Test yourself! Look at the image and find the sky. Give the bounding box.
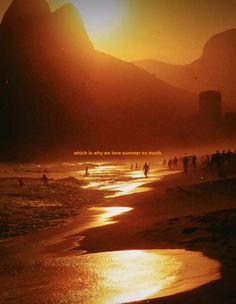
[1,0,236,64]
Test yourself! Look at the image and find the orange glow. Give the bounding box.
[47,0,236,64]
[0,1,236,64]
[81,164,177,198]
[104,182,152,198]
[89,206,133,226]
[7,249,220,303]
[99,207,132,219]
[72,0,125,38]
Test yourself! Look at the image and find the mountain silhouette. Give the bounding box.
[2,0,50,24]
[0,0,196,160]
[135,29,236,112]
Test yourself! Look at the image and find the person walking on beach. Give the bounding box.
[192,155,197,168]
[173,157,178,168]
[143,163,150,178]
[215,150,225,178]
[226,149,232,164]
[183,154,189,173]
[221,150,226,165]
[206,155,210,167]
[85,166,89,176]
[18,179,24,187]
[41,174,48,184]
[215,150,221,167]
[168,159,172,170]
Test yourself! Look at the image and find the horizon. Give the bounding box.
[0,0,236,65]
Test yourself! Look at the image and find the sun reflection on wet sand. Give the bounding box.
[103,181,153,198]
[83,172,160,198]
[2,249,220,304]
[79,163,178,198]
[88,206,133,226]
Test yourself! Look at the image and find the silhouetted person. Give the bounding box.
[18,179,24,187]
[131,164,133,171]
[135,163,138,169]
[226,149,232,164]
[173,157,178,168]
[215,150,221,167]
[210,153,215,167]
[168,159,172,170]
[143,163,150,178]
[42,174,48,184]
[192,155,197,168]
[221,150,226,165]
[162,159,167,166]
[183,155,189,173]
[85,166,89,176]
[206,155,210,167]
[215,150,225,178]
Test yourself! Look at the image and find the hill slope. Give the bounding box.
[0,0,196,160]
[135,29,236,112]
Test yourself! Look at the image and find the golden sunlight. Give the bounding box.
[70,0,125,41]
[89,206,133,226]
[29,249,220,303]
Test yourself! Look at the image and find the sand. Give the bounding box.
[79,171,236,304]
[0,164,236,303]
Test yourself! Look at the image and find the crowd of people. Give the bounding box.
[16,150,236,187]
[164,154,197,173]
[207,150,236,168]
[164,149,236,175]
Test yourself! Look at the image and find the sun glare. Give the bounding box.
[71,0,125,41]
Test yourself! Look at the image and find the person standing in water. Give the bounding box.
[173,157,178,168]
[192,155,197,168]
[18,179,24,187]
[41,174,48,184]
[183,154,189,173]
[143,163,150,178]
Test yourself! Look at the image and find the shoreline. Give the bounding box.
[0,176,105,239]
[1,167,236,303]
[78,172,236,304]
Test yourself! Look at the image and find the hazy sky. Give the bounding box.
[1,0,236,64]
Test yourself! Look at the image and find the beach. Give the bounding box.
[79,169,236,304]
[0,161,236,303]
[1,1,236,303]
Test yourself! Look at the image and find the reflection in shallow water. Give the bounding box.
[78,165,170,198]
[84,179,154,198]
[84,174,157,198]
[79,163,177,198]
[2,249,220,304]
[88,207,133,227]
[103,181,153,198]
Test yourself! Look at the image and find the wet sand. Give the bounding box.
[79,172,236,303]
[0,176,104,238]
[0,165,236,303]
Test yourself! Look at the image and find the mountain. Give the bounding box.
[0,0,197,160]
[135,29,236,112]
